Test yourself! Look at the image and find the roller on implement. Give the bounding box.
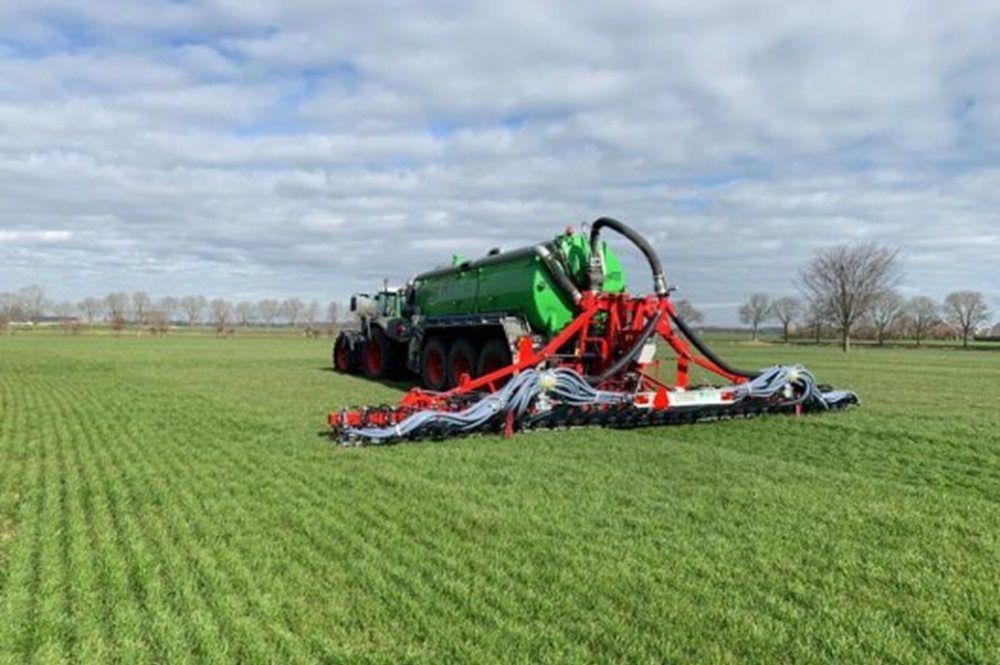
[328,218,857,445]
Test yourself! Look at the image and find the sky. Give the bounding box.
[1,0,999,325]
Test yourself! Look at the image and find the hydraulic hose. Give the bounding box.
[668,310,760,379]
[535,243,583,305]
[586,309,663,386]
[589,217,668,296]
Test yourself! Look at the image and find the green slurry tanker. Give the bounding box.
[334,225,627,390]
[329,218,858,445]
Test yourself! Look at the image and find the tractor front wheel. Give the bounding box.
[333,332,358,373]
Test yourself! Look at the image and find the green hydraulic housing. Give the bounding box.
[411,230,627,337]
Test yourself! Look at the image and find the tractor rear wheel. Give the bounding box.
[476,337,512,384]
[447,337,478,388]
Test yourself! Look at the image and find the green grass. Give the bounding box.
[1,335,999,664]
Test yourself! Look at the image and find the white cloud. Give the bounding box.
[1,0,999,322]
[0,229,73,243]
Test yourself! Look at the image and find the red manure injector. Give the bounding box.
[328,218,857,445]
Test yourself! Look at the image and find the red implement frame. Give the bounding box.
[328,291,747,429]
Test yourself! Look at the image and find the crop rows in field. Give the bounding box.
[1,336,999,664]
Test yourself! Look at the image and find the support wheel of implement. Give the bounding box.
[364,327,396,380]
[476,337,512,385]
[447,337,478,388]
[421,336,449,391]
[333,332,358,373]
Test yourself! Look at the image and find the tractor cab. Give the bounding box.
[348,287,412,346]
[350,288,403,324]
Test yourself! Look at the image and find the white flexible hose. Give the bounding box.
[343,365,857,441]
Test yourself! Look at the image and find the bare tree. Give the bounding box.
[868,290,904,346]
[18,284,48,325]
[281,298,304,327]
[53,301,79,334]
[803,299,831,345]
[770,296,801,344]
[258,299,280,328]
[943,291,990,348]
[157,296,179,324]
[674,299,705,326]
[326,300,340,334]
[78,296,104,327]
[798,243,901,352]
[738,293,771,341]
[210,298,232,335]
[235,301,257,327]
[903,296,938,347]
[132,291,151,333]
[0,292,18,332]
[304,300,320,333]
[180,295,206,327]
[105,291,129,333]
[148,310,171,335]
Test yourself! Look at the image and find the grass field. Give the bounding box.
[1,334,999,664]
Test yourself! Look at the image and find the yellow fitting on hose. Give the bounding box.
[539,370,559,391]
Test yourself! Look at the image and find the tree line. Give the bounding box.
[3,242,993,350]
[1,286,710,336]
[0,287,345,336]
[737,243,994,350]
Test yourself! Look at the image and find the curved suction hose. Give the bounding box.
[587,216,758,380]
[668,310,760,379]
[589,217,668,296]
[586,309,663,385]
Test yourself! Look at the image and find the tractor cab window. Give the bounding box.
[377,292,398,317]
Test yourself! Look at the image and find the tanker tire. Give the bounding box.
[447,337,478,388]
[476,337,512,384]
[421,336,449,391]
[364,327,396,380]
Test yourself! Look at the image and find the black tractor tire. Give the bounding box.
[420,336,449,392]
[447,337,479,388]
[333,332,359,373]
[476,336,512,383]
[363,327,397,380]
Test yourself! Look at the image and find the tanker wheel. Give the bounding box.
[477,337,512,385]
[447,337,478,388]
[421,336,449,391]
[364,328,395,380]
[333,333,355,373]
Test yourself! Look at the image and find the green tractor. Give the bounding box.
[332,288,409,380]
